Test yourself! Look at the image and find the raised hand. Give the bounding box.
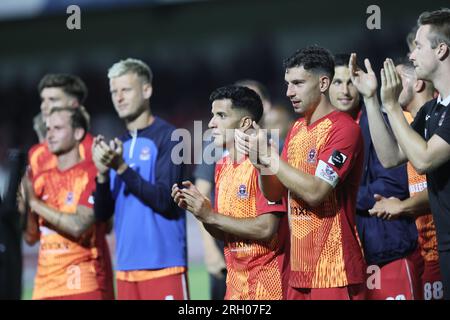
[108,138,126,172]
[380,58,403,111]
[235,121,276,171]
[349,53,378,98]
[93,136,127,173]
[92,135,110,175]
[172,183,188,210]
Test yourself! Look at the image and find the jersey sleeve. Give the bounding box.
[433,107,450,145]
[315,121,363,188]
[78,164,97,209]
[79,133,94,161]
[255,170,287,216]
[213,159,225,212]
[280,121,298,161]
[411,103,428,137]
[32,172,46,199]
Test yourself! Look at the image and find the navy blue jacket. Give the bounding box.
[356,105,418,265]
[94,117,187,271]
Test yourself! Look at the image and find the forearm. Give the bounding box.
[24,211,40,245]
[30,200,93,238]
[386,106,432,173]
[365,96,406,167]
[94,174,115,221]
[205,213,278,241]
[275,160,325,207]
[399,189,430,218]
[119,167,174,214]
[199,221,221,249]
[203,223,226,241]
[258,173,285,202]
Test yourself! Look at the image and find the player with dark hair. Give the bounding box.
[35,74,88,142]
[235,79,272,116]
[172,85,289,300]
[236,46,367,300]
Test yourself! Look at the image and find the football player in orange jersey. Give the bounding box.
[19,107,113,300]
[172,85,290,300]
[236,46,367,300]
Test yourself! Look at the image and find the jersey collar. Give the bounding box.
[437,94,450,107]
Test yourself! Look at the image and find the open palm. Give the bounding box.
[349,53,378,98]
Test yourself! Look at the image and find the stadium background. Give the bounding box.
[0,0,447,299]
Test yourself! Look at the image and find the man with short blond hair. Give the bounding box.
[94,58,188,300]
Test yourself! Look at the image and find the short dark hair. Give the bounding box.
[49,107,89,141]
[283,45,335,79]
[333,53,352,68]
[38,74,88,104]
[209,85,263,123]
[417,8,450,48]
[234,79,271,104]
[394,56,415,70]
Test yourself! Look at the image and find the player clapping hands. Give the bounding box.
[92,135,128,176]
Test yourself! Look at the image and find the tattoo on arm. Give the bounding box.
[31,200,95,238]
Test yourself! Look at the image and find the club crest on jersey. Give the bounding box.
[439,111,447,126]
[307,148,317,164]
[237,184,248,199]
[65,192,74,205]
[140,146,151,161]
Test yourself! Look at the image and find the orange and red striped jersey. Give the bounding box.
[31,160,111,300]
[404,112,438,263]
[282,111,366,289]
[28,133,93,179]
[215,156,290,300]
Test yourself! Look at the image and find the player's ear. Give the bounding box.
[143,83,153,100]
[414,79,425,93]
[70,98,79,108]
[239,116,252,132]
[436,42,449,61]
[74,127,85,142]
[319,75,331,93]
